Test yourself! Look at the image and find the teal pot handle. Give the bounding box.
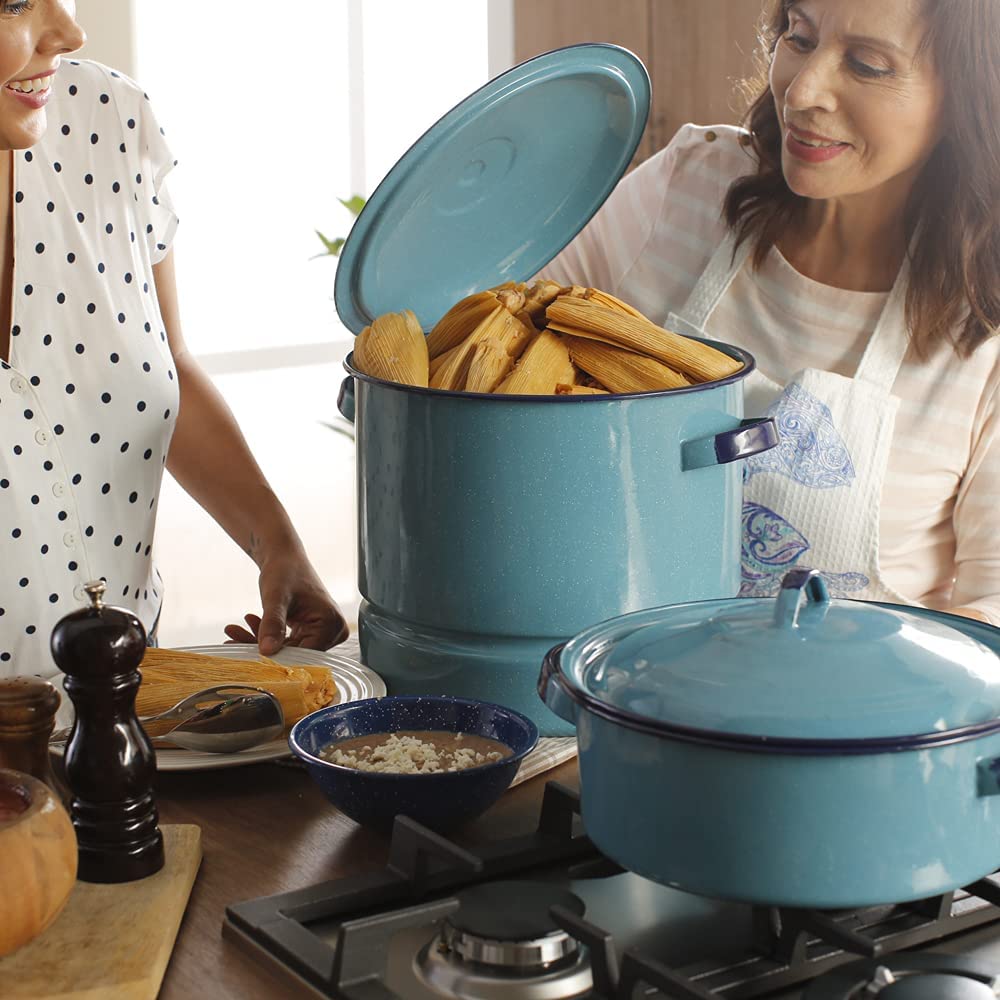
[338,377,356,424]
[977,755,1000,797]
[538,644,578,725]
[682,417,778,471]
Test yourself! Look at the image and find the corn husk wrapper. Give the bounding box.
[566,335,691,393]
[555,383,611,395]
[136,647,338,735]
[494,330,575,395]
[353,310,429,387]
[583,287,649,321]
[431,306,533,391]
[547,296,742,382]
[426,292,498,359]
[429,343,462,380]
[495,287,527,315]
[522,280,565,325]
[427,287,527,359]
[465,338,516,393]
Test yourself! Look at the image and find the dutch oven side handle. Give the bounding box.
[681,416,778,471]
[976,755,1000,798]
[538,643,578,726]
[337,376,356,424]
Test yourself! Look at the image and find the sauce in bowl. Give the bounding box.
[320,729,513,774]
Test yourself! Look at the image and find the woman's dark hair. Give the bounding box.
[724,0,1000,358]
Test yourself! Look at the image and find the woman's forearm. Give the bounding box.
[153,251,304,569]
[164,354,303,568]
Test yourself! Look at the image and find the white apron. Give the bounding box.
[667,233,917,604]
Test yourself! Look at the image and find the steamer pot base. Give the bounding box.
[359,601,575,737]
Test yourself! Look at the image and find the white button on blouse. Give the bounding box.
[0,60,180,677]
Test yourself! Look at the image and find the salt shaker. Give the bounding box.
[50,579,164,883]
[0,675,64,796]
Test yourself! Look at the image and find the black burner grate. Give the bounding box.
[223,782,1000,999]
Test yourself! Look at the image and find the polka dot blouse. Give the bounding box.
[0,60,179,678]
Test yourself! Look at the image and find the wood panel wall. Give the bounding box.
[514,0,767,161]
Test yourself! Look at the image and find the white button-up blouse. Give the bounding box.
[0,59,179,677]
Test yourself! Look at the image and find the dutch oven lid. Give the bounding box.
[333,44,650,335]
[557,569,1000,743]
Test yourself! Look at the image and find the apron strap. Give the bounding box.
[675,231,752,330]
[852,257,911,392]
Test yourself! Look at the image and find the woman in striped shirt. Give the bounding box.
[545,0,1000,623]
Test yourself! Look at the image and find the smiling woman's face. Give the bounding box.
[770,0,944,207]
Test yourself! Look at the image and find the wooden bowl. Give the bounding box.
[0,768,78,956]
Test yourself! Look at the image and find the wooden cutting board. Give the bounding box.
[0,824,202,999]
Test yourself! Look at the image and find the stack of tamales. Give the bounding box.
[136,648,338,738]
[351,281,743,395]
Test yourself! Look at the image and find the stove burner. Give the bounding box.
[804,952,1000,1000]
[414,880,593,999]
[878,973,997,998]
[443,881,585,970]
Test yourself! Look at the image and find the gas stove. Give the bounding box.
[223,783,1000,999]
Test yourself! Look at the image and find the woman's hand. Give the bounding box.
[224,554,350,654]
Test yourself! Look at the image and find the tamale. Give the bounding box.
[494,330,575,395]
[465,338,516,393]
[522,279,565,325]
[137,647,338,730]
[426,291,499,359]
[566,335,691,393]
[583,287,649,321]
[495,287,527,315]
[353,310,429,387]
[547,296,742,382]
[430,305,507,391]
[430,343,463,380]
[431,306,533,392]
[555,383,611,395]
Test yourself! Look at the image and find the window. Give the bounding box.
[132,1,505,366]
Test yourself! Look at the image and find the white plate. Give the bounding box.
[50,644,386,772]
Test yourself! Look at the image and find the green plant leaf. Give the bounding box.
[314,229,346,257]
[339,195,367,217]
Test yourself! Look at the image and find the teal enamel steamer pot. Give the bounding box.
[335,45,777,736]
[539,569,1000,908]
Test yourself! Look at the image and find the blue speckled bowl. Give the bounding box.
[288,695,539,832]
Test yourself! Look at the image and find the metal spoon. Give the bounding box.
[138,685,272,725]
[51,685,284,752]
[149,690,285,753]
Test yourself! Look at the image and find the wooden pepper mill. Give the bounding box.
[50,579,164,883]
[0,675,65,797]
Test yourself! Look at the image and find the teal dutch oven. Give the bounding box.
[539,568,1000,908]
[335,45,778,736]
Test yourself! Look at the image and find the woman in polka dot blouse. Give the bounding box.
[0,2,349,677]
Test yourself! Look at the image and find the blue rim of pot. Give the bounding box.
[539,643,1000,756]
[342,336,757,403]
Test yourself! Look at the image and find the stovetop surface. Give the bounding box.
[223,782,1000,999]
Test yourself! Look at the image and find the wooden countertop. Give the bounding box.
[154,758,581,999]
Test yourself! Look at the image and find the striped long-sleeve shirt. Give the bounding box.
[543,123,1000,623]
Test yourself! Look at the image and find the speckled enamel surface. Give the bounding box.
[288,695,538,833]
[575,709,1000,908]
[345,358,752,736]
[547,610,1000,908]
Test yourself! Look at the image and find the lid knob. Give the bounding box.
[773,569,830,630]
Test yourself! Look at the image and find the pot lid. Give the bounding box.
[558,569,1000,742]
[334,44,650,335]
